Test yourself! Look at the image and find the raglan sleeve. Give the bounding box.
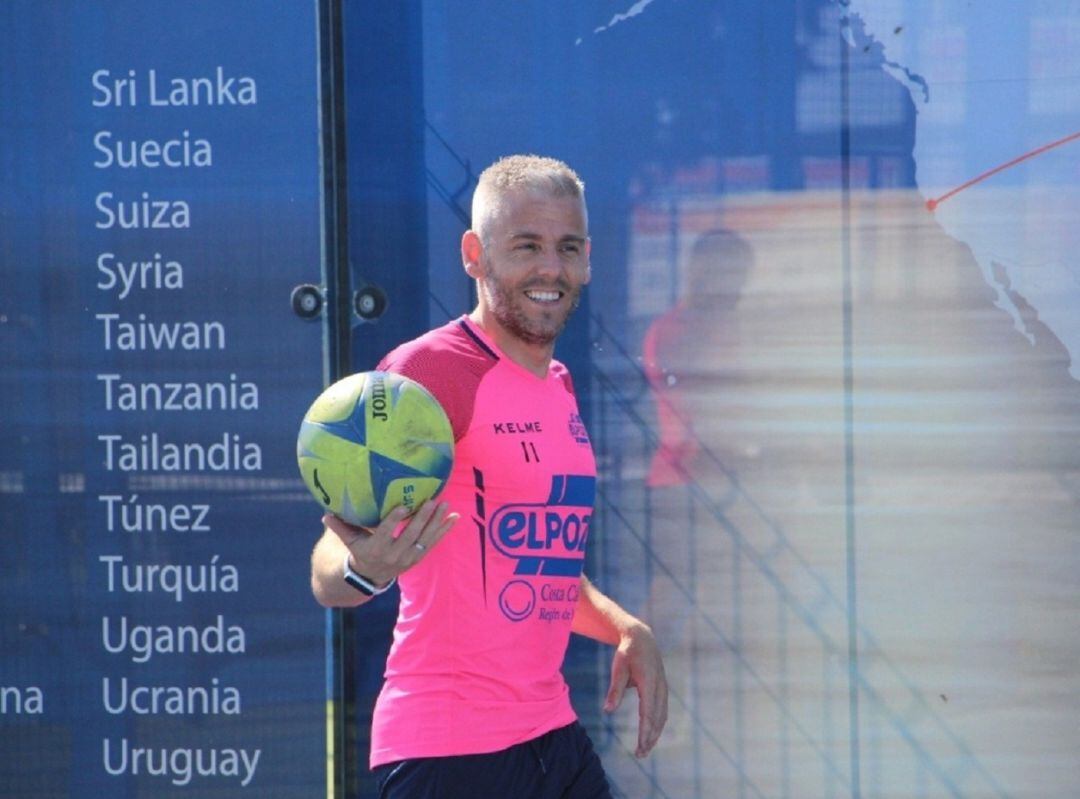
[378,346,477,443]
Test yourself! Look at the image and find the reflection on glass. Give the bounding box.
[421,2,1080,796]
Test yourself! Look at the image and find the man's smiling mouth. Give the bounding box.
[525,290,562,303]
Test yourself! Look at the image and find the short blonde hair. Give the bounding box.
[471,155,586,243]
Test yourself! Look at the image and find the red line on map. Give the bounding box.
[925,129,1080,211]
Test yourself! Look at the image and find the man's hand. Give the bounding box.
[603,621,668,758]
[324,499,459,586]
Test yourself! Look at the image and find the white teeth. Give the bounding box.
[526,290,560,302]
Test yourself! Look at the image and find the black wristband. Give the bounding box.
[342,553,396,597]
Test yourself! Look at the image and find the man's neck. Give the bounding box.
[468,309,553,379]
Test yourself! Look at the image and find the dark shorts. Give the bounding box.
[372,721,613,799]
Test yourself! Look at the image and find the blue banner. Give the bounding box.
[1,2,327,795]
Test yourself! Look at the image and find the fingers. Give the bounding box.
[394,500,459,555]
[373,506,412,539]
[324,498,454,549]
[322,513,375,546]
[635,670,668,758]
[326,499,459,586]
[603,627,669,759]
[603,654,629,714]
[603,653,661,757]
[384,500,459,582]
[396,499,442,546]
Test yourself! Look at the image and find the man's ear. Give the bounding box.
[462,230,484,279]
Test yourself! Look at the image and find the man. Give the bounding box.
[310,154,667,798]
[643,228,752,488]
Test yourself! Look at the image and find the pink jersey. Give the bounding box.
[369,317,597,767]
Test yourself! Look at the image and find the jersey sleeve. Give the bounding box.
[378,324,496,442]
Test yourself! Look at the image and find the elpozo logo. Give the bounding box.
[489,475,595,621]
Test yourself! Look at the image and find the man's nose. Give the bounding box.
[535,246,563,278]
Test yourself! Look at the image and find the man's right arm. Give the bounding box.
[310,526,370,607]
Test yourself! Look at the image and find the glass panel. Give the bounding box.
[419,2,1080,797]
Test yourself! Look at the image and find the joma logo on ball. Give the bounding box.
[370,375,388,421]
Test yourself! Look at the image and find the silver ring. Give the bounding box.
[413,542,426,552]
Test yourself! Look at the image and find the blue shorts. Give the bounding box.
[372,721,612,799]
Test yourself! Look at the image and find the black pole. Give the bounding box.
[317,0,356,796]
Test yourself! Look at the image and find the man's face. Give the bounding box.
[475,189,591,348]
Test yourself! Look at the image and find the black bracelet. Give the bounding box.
[342,553,396,596]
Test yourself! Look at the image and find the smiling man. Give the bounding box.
[310,155,667,799]
[465,159,590,368]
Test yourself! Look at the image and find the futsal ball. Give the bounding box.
[297,371,454,527]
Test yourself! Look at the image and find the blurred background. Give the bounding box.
[3,1,1078,797]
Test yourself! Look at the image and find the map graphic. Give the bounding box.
[847,1,1080,377]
